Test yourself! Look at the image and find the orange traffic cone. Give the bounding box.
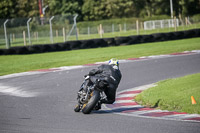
[191,96,197,104]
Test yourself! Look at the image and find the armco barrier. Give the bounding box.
[0,28,199,55]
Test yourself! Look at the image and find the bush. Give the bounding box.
[191,14,200,23]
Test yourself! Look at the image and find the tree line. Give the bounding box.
[0,0,200,21]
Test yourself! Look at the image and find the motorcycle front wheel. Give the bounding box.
[82,90,100,114]
[74,104,81,112]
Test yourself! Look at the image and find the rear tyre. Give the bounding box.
[82,90,100,114]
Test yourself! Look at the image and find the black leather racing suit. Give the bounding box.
[88,64,122,104]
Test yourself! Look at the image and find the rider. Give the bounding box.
[87,58,122,110]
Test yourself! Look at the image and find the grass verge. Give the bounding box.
[0,37,200,76]
[135,73,200,114]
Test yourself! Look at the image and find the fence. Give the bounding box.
[144,19,179,30]
[0,15,78,49]
[0,15,199,49]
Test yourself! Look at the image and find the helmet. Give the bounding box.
[108,58,119,66]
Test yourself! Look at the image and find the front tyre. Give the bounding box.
[74,104,81,112]
[82,90,100,114]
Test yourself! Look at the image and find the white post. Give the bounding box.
[49,16,54,43]
[56,30,58,38]
[13,34,15,42]
[124,23,126,32]
[34,32,36,40]
[153,21,155,29]
[27,18,32,45]
[136,20,139,35]
[170,0,173,19]
[4,19,9,49]
[119,24,122,32]
[88,27,90,36]
[23,31,26,46]
[177,19,179,27]
[144,22,147,30]
[112,24,114,34]
[36,32,39,41]
[168,20,171,27]
[66,14,79,41]
[174,17,177,31]
[73,14,78,40]
[99,24,103,38]
[63,27,66,42]
[161,20,163,29]
[136,20,140,35]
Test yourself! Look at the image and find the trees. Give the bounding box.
[0,0,199,21]
[0,0,38,18]
[178,0,200,16]
[15,0,38,18]
[0,0,16,18]
[47,0,83,20]
[82,0,135,20]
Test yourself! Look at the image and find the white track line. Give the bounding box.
[0,83,39,97]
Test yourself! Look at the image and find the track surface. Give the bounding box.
[0,53,200,133]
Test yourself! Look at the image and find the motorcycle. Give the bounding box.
[74,76,107,114]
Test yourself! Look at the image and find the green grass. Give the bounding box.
[135,73,200,114]
[0,37,200,76]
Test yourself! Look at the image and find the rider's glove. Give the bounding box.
[84,74,88,78]
[84,75,90,80]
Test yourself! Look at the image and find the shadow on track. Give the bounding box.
[92,106,153,114]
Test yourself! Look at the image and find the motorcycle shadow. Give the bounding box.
[92,106,147,114]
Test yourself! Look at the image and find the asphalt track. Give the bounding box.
[0,52,200,133]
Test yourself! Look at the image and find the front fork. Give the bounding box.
[77,84,95,104]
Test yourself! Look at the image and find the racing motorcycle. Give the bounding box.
[74,76,107,114]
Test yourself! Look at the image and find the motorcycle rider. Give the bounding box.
[86,58,122,110]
